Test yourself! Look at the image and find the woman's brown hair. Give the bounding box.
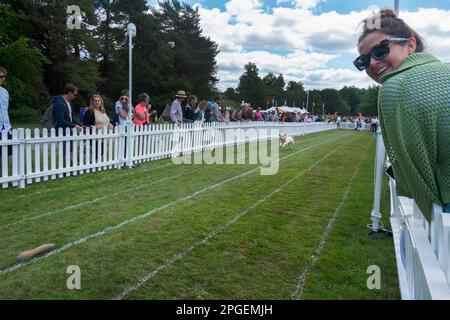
[358,9,424,52]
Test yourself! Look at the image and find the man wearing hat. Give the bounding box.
[170,90,187,124]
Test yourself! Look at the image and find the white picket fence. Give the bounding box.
[389,176,450,299]
[0,122,336,189]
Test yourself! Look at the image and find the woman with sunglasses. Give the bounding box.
[355,9,450,219]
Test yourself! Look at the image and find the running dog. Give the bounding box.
[279,133,295,148]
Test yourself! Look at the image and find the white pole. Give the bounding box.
[371,125,386,232]
[127,23,136,169]
[369,2,399,235]
[394,0,400,15]
[306,90,310,113]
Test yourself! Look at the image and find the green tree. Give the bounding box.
[307,90,324,114]
[285,81,306,108]
[320,88,350,115]
[5,0,101,109]
[151,0,219,100]
[263,72,285,106]
[224,87,237,101]
[236,62,266,107]
[358,85,380,116]
[0,4,49,120]
[340,86,365,115]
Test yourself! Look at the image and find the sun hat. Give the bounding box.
[175,90,187,98]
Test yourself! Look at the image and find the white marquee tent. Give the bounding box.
[261,106,308,114]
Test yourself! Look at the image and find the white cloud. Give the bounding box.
[194,2,450,91]
[293,0,323,10]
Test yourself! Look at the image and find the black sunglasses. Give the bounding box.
[353,38,409,71]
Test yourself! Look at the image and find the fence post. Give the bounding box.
[1,130,9,188]
[12,129,19,187]
[127,122,133,168]
[18,128,25,189]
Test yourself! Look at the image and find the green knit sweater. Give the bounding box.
[379,52,450,222]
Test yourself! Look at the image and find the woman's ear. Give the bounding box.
[408,38,417,53]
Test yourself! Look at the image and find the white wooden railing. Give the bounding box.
[0,122,336,189]
[389,177,450,299]
[342,122,450,299]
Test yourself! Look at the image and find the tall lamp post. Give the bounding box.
[126,23,136,168]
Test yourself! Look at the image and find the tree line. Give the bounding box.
[1,0,378,123]
[0,0,219,121]
[225,62,380,116]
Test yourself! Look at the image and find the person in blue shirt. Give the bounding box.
[0,67,12,157]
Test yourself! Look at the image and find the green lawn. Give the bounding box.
[0,129,400,299]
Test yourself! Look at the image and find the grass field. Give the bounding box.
[0,129,400,300]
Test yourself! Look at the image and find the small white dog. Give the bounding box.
[279,133,295,148]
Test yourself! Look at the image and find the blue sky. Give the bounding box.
[147,0,450,91]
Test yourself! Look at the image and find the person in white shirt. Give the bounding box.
[370,116,379,132]
[0,67,11,132]
[0,67,12,157]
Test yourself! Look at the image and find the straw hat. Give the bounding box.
[175,90,187,98]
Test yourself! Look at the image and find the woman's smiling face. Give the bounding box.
[358,31,416,83]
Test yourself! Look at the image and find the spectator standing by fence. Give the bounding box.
[170,90,187,125]
[218,105,230,123]
[254,107,263,121]
[133,93,151,126]
[82,95,113,130]
[184,95,196,123]
[115,89,130,126]
[194,100,206,124]
[231,106,242,122]
[355,9,450,216]
[52,84,82,133]
[0,67,12,157]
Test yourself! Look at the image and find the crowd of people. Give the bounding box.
[1,76,381,138]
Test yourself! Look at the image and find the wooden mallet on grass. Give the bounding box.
[17,243,55,261]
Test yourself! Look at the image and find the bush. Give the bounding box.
[9,106,41,122]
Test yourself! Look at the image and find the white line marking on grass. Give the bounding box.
[291,140,373,300]
[0,133,351,276]
[5,162,174,201]
[0,132,347,230]
[112,136,361,299]
[0,167,202,230]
